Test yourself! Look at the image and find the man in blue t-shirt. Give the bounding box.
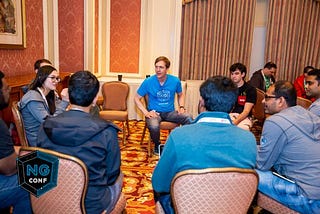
[134,56,192,154]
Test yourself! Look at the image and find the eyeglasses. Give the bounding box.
[48,76,61,82]
[264,94,277,99]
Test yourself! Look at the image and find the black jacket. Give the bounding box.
[249,69,275,92]
[37,110,121,214]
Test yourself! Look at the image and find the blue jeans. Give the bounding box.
[146,111,192,148]
[154,192,174,214]
[0,174,32,214]
[256,170,320,214]
[105,172,123,213]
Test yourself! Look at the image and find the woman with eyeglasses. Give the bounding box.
[19,65,69,146]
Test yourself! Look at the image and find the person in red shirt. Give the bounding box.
[294,65,314,100]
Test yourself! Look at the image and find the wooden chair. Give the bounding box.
[257,192,299,214]
[141,121,179,157]
[168,167,258,213]
[297,96,312,109]
[99,81,130,145]
[19,147,89,214]
[252,88,265,123]
[140,95,179,157]
[20,147,126,214]
[11,101,28,146]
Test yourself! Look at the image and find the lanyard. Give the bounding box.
[37,87,49,108]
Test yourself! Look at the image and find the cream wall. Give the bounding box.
[250,0,268,77]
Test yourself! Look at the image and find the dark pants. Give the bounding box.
[146,111,192,148]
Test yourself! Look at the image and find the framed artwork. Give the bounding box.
[0,0,26,49]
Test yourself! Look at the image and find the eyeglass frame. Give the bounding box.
[47,76,61,82]
[264,94,278,99]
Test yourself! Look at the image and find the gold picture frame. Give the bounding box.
[0,0,26,49]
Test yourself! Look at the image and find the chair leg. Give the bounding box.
[141,122,147,144]
[148,133,151,157]
[126,120,130,136]
[122,122,126,145]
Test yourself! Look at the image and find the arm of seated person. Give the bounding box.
[232,102,254,125]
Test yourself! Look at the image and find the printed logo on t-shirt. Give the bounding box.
[157,89,171,105]
[238,95,246,106]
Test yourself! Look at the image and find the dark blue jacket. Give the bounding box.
[37,110,121,214]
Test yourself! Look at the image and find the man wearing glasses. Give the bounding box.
[256,80,320,213]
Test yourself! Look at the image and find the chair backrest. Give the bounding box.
[11,101,29,146]
[102,81,129,111]
[19,147,89,214]
[296,96,312,109]
[171,167,258,214]
[252,88,265,122]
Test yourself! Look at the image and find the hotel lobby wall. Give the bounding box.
[0,0,44,77]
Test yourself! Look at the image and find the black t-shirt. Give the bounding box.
[0,119,14,159]
[232,82,257,114]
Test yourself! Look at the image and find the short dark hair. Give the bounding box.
[303,65,314,74]
[200,76,238,112]
[154,56,170,68]
[229,63,247,78]
[273,80,296,107]
[307,68,320,85]
[68,71,100,107]
[264,62,277,69]
[34,59,52,71]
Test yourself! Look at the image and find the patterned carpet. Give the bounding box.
[118,120,169,214]
[117,120,263,214]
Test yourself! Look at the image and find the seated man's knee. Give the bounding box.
[147,118,160,130]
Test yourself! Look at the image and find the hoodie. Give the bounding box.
[257,105,320,199]
[19,89,69,146]
[37,110,121,214]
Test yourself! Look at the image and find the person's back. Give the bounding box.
[37,71,121,214]
[152,76,257,213]
[153,112,257,192]
[37,110,121,213]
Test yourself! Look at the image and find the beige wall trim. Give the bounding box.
[42,0,59,68]
[84,0,95,72]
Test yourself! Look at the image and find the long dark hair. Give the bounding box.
[29,65,57,114]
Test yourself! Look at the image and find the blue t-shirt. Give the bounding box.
[137,74,182,112]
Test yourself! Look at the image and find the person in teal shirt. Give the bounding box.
[152,76,257,213]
